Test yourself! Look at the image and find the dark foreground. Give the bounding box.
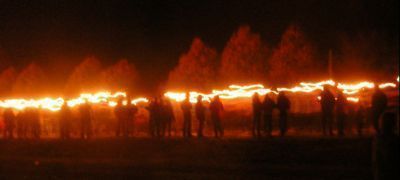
[0,137,372,179]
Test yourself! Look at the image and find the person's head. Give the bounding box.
[185,92,190,101]
[62,100,69,107]
[214,95,220,101]
[197,95,203,102]
[374,83,380,91]
[323,85,329,91]
[253,92,259,98]
[337,91,343,96]
[126,95,132,104]
[381,112,397,136]
[117,97,123,105]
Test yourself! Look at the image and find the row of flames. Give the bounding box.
[0,78,398,112]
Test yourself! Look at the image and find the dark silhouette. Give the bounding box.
[263,94,276,136]
[371,86,388,134]
[181,93,192,137]
[16,110,27,139]
[210,95,224,138]
[195,95,206,138]
[126,98,138,137]
[3,108,16,139]
[157,97,166,137]
[114,98,126,137]
[59,103,72,139]
[79,101,92,139]
[252,93,263,137]
[163,98,175,137]
[320,85,335,136]
[277,92,290,136]
[355,104,366,136]
[336,92,347,136]
[146,97,158,137]
[29,108,41,139]
[373,112,399,180]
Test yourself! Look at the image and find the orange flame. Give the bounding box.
[0,79,397,111]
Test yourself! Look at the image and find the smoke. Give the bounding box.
[65,56,102,95]
[219,26,268,85]
[0,67,17,97]
[167,38,218,91]
[12,63,47,97]
[268,24,317,85]
[101,59,138,93]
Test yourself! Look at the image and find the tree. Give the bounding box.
[101,59,138,92]
[337,32,398,81]
[12,63,47,97]
[0,67,17,97]
[168,37,218,90]
[65,56,102,94]
[269,25,316,85]
[220,25,268,84]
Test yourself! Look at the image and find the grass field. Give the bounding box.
[0,137,373,179]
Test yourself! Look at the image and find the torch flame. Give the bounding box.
[0,79,397,111]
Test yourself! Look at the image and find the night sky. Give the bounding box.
[0,0,398,91]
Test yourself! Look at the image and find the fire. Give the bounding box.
[337,82,374,94]
[0,79,397,111]
[0,98,64,111]
[0,91,146,111]
[277,80,335,93]
[378,83,396,89]
[164,84,274,103]
[165,80,396,103]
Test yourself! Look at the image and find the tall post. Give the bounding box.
[328,49,333,79]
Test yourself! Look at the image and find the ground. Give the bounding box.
[0,137,372,179]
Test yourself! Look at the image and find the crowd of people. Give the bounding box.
[250,85,390,138]
[0,85,396,140]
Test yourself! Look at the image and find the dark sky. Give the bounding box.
[0,0,398,91]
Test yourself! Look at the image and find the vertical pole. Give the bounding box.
[328,49,333,79]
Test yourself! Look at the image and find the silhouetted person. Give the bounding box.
[181,93,192,137]
[59,102,72,139]
[3,108,16,139]
[355,104,366,137]
[371,86,388,134]
[114,98,126,137]
[263,94,276,136]
[320,85,335,136]
[277,92,290,136]
[373,112,399,180]
[210,95,224,138]
[252,93,263,137]
[126,98,138,137]
[16,110,27,139]
[79,101,92,139]
[29,108,41,139]
[146,97,158,137]
[195,95,206,138]
[157,97,166,137]
[336,92,347,136]
[163,98,175,137]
